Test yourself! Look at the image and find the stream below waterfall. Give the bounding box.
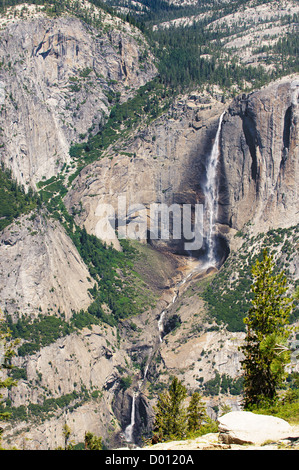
[122,259,216,445]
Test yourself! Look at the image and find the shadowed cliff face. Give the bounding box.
[218,79,299,235]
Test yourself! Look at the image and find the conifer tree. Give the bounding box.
[240,249,293,408]
[0,310,18,448]
[186,392,207,434]
[152,377,187,442]
[84,431,102,450]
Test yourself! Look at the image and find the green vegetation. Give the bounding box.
[84,431,103,450]
[5,313,98,357]
[0,164,40,230]
[0,311,19,447]
[107,0,299,93]
[0,0,298,446]
[68,79,173,179]
[241,249,293,408]
[71,228,143,326]
[0,313,18,414]
[152,376,217,443]
[201,225,299,332]
[34,166,157,330]
[201,372,244,397]
[249,373,299,425]
[119,375,132,391]
[0,0,124,26]
[186,391,208,435]
[148,22,273,93]
[57,426,103,450]
[0,389,88,423]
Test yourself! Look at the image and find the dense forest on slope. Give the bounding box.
[202,225,299,331]
[106,0,299,91]
[0,164,40,230]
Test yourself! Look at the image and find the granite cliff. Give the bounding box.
[0,4,156,188]
[218,79,299,235]
[65,77,299,258]
[1,77,297,449]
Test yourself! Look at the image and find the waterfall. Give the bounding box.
[124,393,136,443]
[204,112,225,266]
[121,114,226,446]
[143,363,149,379]
[158,310,166,342]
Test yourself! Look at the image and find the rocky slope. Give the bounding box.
[2,322,128,449]
[1,76,298,450]
[65,77,299,257]
[0,211,93,320]
[64,91,227,255]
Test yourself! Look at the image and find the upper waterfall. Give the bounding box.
[204,112,225,266]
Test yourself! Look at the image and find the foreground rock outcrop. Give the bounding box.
[218,411,297,445]
[140,411,299,451]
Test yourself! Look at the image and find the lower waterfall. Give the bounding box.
[124,393,136,443]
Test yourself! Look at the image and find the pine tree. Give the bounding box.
[152,377,187,442]
[240,249,293,408]
[0,310,18,448]
[84,431,102,450]
[186,392,207,434]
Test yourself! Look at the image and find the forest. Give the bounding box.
[0,164,40,231]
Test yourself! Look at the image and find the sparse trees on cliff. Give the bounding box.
[0,310,18,448]
[240,249,293,409]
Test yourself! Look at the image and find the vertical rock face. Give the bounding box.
[218,79,299,234]
[2,323,128,449]
[0,6,297,447]
[0,11,156,187]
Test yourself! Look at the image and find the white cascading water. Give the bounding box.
[204,112,225,266]
[158,310,166,342]
[124,392,136,442]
